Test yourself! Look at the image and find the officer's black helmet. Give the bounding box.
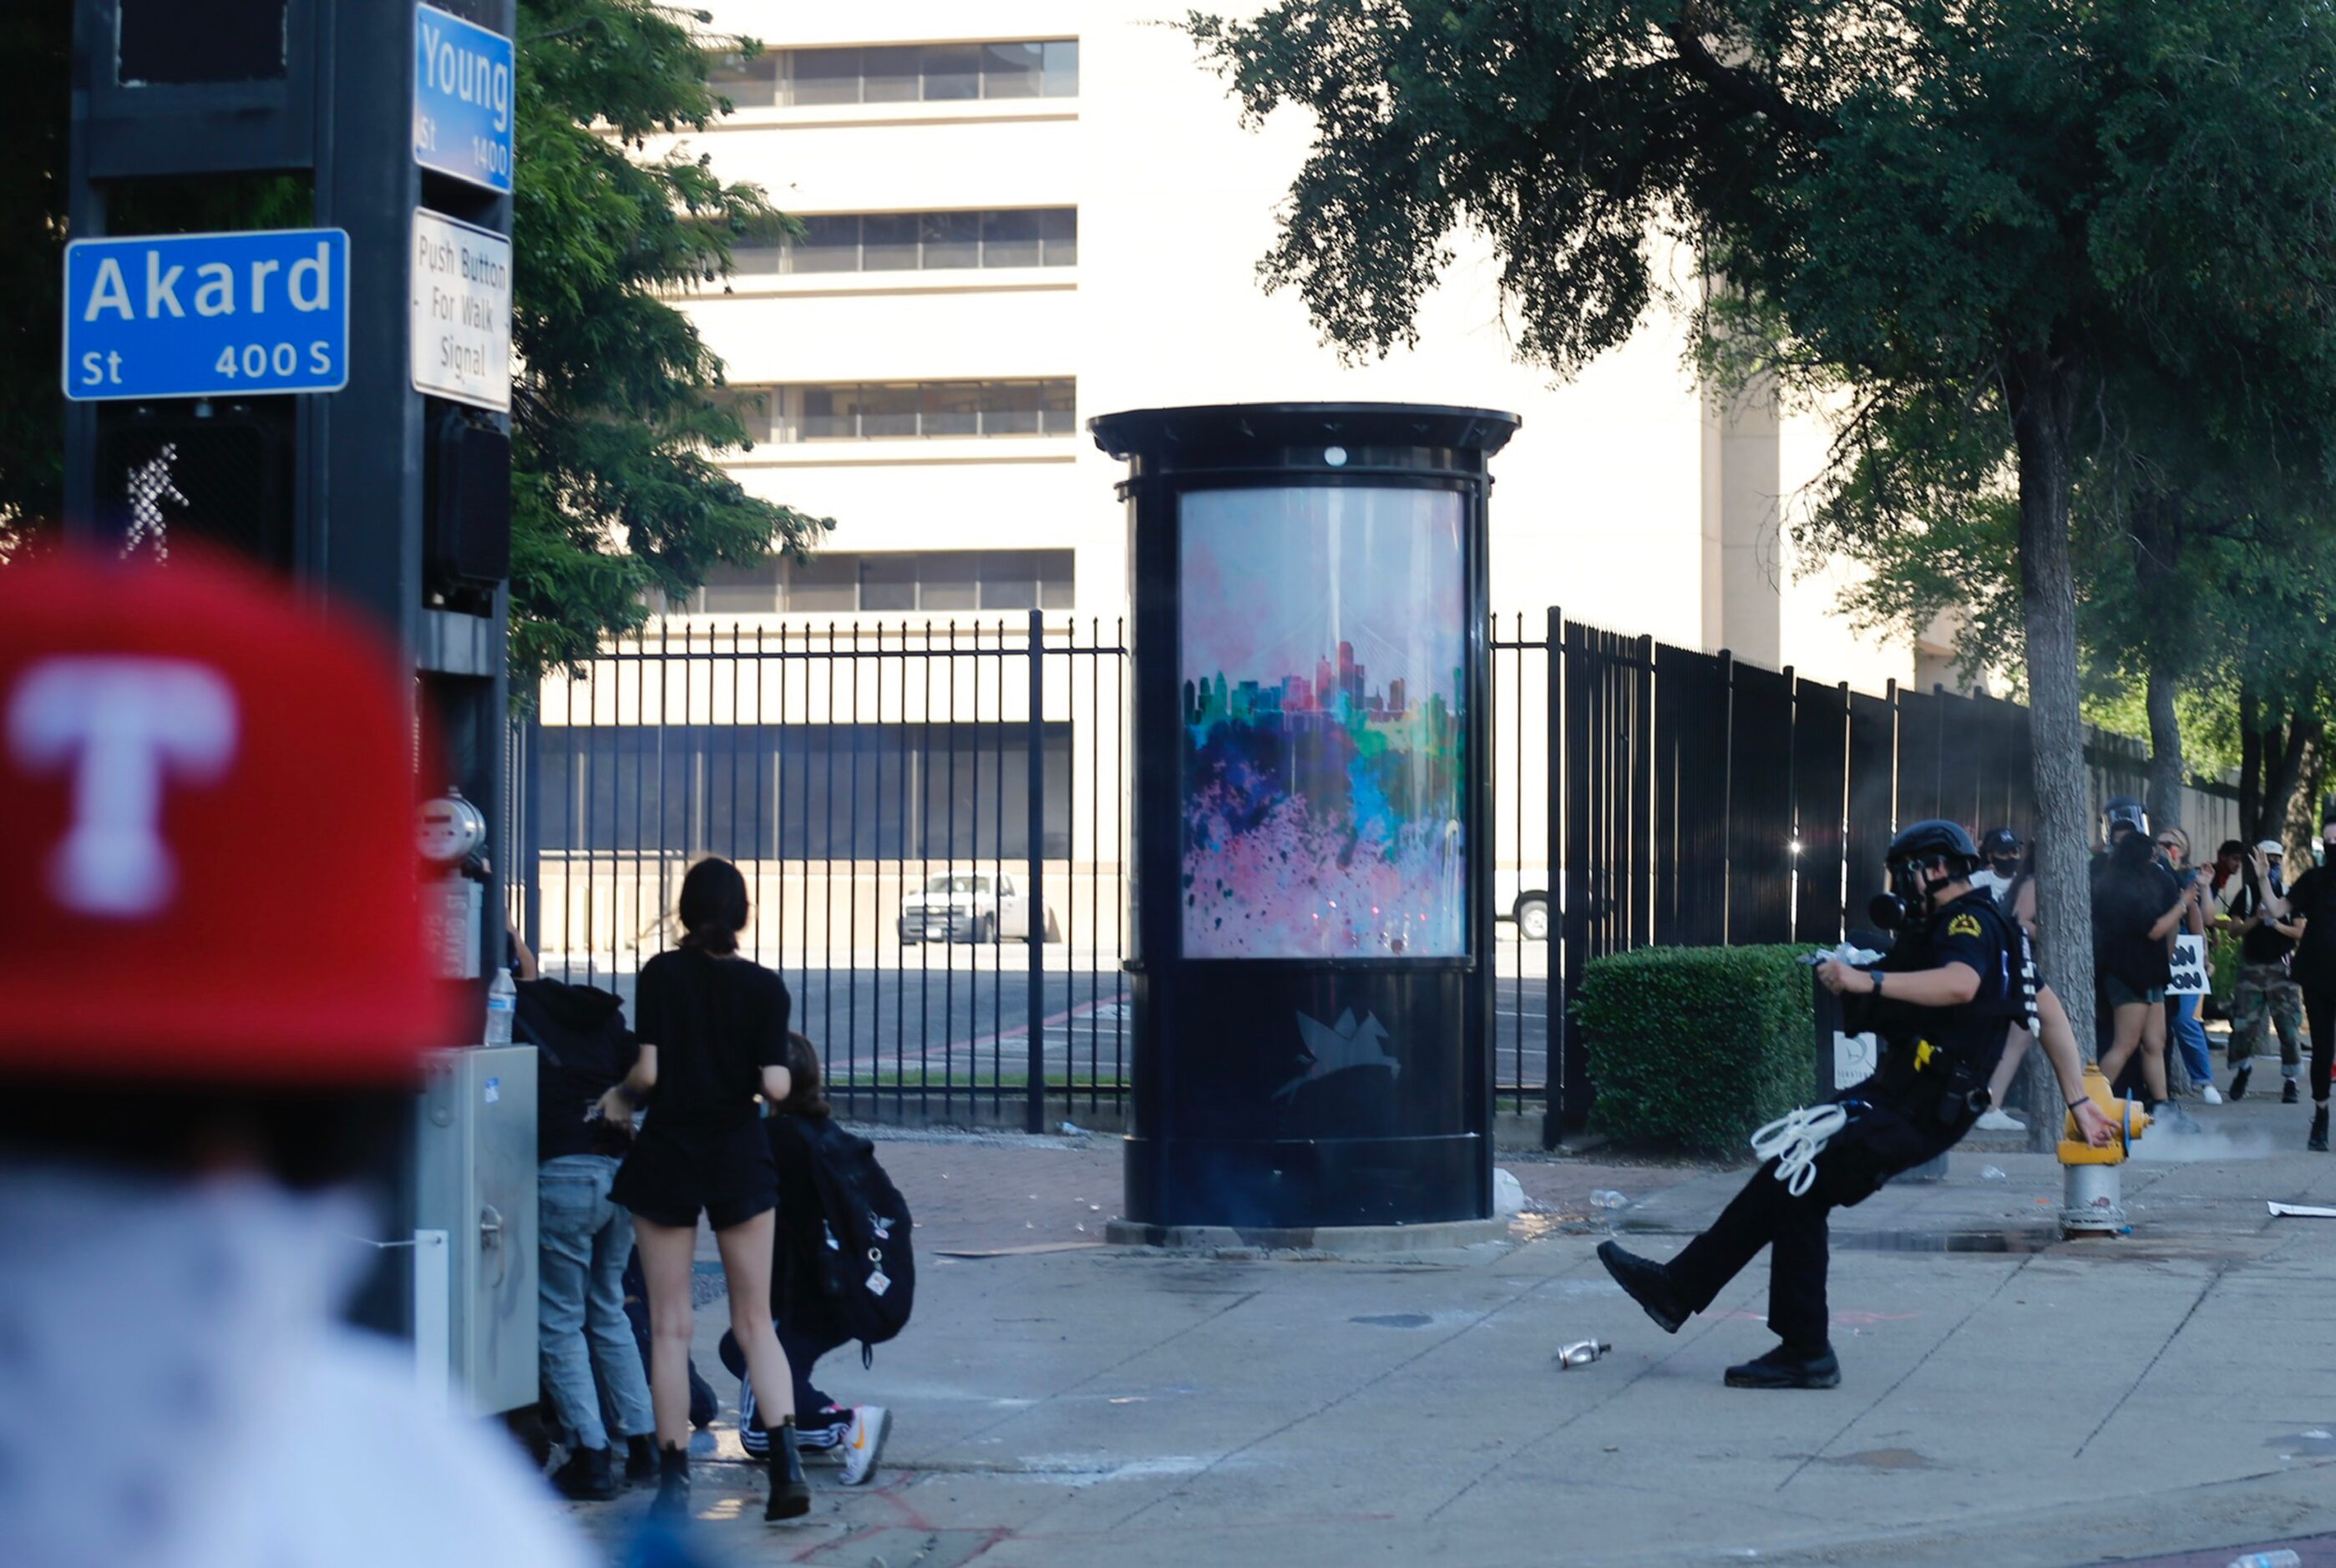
[1886,818,1982,873]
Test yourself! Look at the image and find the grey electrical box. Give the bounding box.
[416,1045,538,1414]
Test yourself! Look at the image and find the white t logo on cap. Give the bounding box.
[8,655,238,918]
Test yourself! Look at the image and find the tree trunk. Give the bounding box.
[2145,657,2185,834]
[2009,349,2095,1151]
[2239,685,2263,839]
[2261,711,2323,845]
[2131,492,2186,832]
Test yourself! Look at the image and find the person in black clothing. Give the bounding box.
[2091,798,2192,1118]
[720,1033,894,1486]
[1598,822,2115,1389]
[2279,821,2336,1151]
[597,857,812,1522]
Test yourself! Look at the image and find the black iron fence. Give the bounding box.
[510,609,2233,1138]
[1507,614,2238,1141]
[508,613,1127,1131]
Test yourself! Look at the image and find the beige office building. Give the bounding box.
[660,3,1912,689]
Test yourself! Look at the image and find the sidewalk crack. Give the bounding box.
[2070,1261,2229,1459]
[1421,1269,1772,1522]
[1776,1252,2038,1492]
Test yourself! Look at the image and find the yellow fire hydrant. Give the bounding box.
[2059,1061,2152,1235]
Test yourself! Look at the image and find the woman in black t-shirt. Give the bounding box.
[2093,822,2191,1114]
[2281,822,2336,1150]
[598,857,812,1521]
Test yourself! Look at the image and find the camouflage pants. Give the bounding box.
[2229,963,2304,1070]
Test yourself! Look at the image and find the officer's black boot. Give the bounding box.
[1597,1241,1689,1333]
[625,1433,657,1486]
[1725,1341,1842,1389]
[649,1444,690,1520]
[767,1418,812,1521]
[2311,1102,2329,1152]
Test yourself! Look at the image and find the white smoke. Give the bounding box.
[2128,1127,2282,1163]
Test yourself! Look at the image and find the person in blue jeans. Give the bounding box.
[2156,827,2222,1102]
[517,935,658,1500]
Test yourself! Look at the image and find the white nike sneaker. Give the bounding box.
[1973,1109,2024,1131]
[2200,1084,2224,1105]
[839,1405,892,1487]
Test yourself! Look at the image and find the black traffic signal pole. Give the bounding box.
[65,0,515,1339]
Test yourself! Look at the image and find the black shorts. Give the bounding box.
[611,1117,777,1232]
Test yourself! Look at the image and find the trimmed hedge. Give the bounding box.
[1578,943,1817,1156]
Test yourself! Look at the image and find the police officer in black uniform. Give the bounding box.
[1597,821,2116,1388]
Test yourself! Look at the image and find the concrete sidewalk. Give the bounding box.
[580,1088,2336,1568]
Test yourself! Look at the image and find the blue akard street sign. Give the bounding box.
[62,229,351,402]
[413,3,515,194]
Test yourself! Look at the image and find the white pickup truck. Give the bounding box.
[1494,866,1553,940]
[897,869,1047,944]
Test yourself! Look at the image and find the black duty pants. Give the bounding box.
[1665,1084,1974,1351]
[2304,986,2336,1104]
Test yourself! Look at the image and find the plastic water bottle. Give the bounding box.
[2225,1551,2300,1568]
[484,969,516,1046]
[1589,1190,1629,1210]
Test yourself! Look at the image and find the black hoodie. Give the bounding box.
[517,979,640,1160]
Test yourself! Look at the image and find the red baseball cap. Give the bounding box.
[0,550,449,1085]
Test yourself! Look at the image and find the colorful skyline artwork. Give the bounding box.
[1179,486,1467,959]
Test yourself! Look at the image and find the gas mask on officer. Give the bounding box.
[1872,853,1954,930]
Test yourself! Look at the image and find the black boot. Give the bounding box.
[550,1444,619,1501]
[1597,1241,1689,1333]
[649,1445,690,1520]
[2228,1064,2251,1100]
[766,1419,812,1521]
[2283,1079,2301,1105]
[625,1433,657,1486]
[2311,1104,2329,1152]
[1725,1342,1842,1389]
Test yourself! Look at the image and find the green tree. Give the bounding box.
[1186,0,2336,1058]
[0,0,825,685]
[509,0,824,685]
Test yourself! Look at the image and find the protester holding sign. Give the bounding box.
[2156,827,2220,1102]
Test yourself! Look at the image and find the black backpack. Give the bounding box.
[798,1120,915,1365]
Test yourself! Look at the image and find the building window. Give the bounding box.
[714,40,1079,105]
[694,551,1076,615]
[747,381,1077,442]
[711,41,1078,107]
[539,721,1074,860]
[731,209,1077,275]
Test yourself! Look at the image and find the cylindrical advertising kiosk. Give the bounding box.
[1092,403,1520,1243]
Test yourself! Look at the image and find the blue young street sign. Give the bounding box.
[413,3,515,194]
[62,229,351,402]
